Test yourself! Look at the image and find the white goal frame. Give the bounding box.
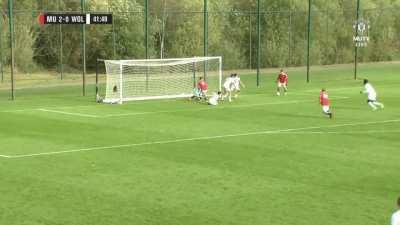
[96,56,222,103]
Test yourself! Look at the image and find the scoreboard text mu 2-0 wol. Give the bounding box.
[38,13,113,25]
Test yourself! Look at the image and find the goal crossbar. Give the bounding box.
[105,56,221,64]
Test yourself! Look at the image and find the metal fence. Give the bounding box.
[0,0,399,100]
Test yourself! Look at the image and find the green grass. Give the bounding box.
[0,62,399,225]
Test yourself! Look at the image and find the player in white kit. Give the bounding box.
[222,74,235,102]
[232,73,245,98]
[391,197,400,225]
[208,91,222,106]
[361,79,384,110]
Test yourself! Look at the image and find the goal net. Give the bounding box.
[98,57,222,103]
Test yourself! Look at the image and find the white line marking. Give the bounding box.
[0,91,347,114]
[6,119,399,159]
[0,96,349,118]
[38,109,99,118]
[0,105,94,113]
[0,155,11,158]
[1,99,321,116]
[0,109,35,113]
[278,130,400,134]
[0,98,184,113]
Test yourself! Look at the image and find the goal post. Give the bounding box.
[96,57,222,103]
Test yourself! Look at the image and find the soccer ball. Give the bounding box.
[276,92,281,96]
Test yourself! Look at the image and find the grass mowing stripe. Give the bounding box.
[0,91,348,114]
[0,96,349,117]
[99,100,313,117]
[6,119,399,159]
[304,83,400,93]
[100,97,350,118]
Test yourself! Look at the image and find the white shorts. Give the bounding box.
[368,94,377,101]
[209,99,218,106]
[278,82,287,88]
[322,105,330,113]
[233,84,240,91]
[224,85,232,92]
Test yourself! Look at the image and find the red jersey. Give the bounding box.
[320,91,330,106]
[277,73,288,83]
[197,80,208,91]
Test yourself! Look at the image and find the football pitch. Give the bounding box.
[0,63,399,225]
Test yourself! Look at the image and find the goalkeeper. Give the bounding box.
[197,77,209,99]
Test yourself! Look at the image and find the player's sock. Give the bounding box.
[368,102,377,110]
[374,102,384,109]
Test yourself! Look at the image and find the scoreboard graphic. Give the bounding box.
[38,13,112,25]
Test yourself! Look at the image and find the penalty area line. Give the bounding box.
[0,105,95,113]
[5,119,400,159]
[278,130,400,134]
[38,109,99,118]
[0,95,349,117]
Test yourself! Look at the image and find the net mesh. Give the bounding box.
[102,57,222,103]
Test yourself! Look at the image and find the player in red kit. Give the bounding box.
[320,88,333,119]
[197,77,208,99]
[276,69,288,96]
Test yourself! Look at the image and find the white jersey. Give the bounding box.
[364,83,377,100]
[223,77,235,91]
[233,77,241,90]
[392,210,400,225]
[208,92,220,106]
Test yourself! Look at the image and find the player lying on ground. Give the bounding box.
[320,88,333,119]
[276,69,288,96]
[192,87,203,101]
[232,73,245,98]
[208,91,222,106]
[360,79,384,110]
[222,74,236,102]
